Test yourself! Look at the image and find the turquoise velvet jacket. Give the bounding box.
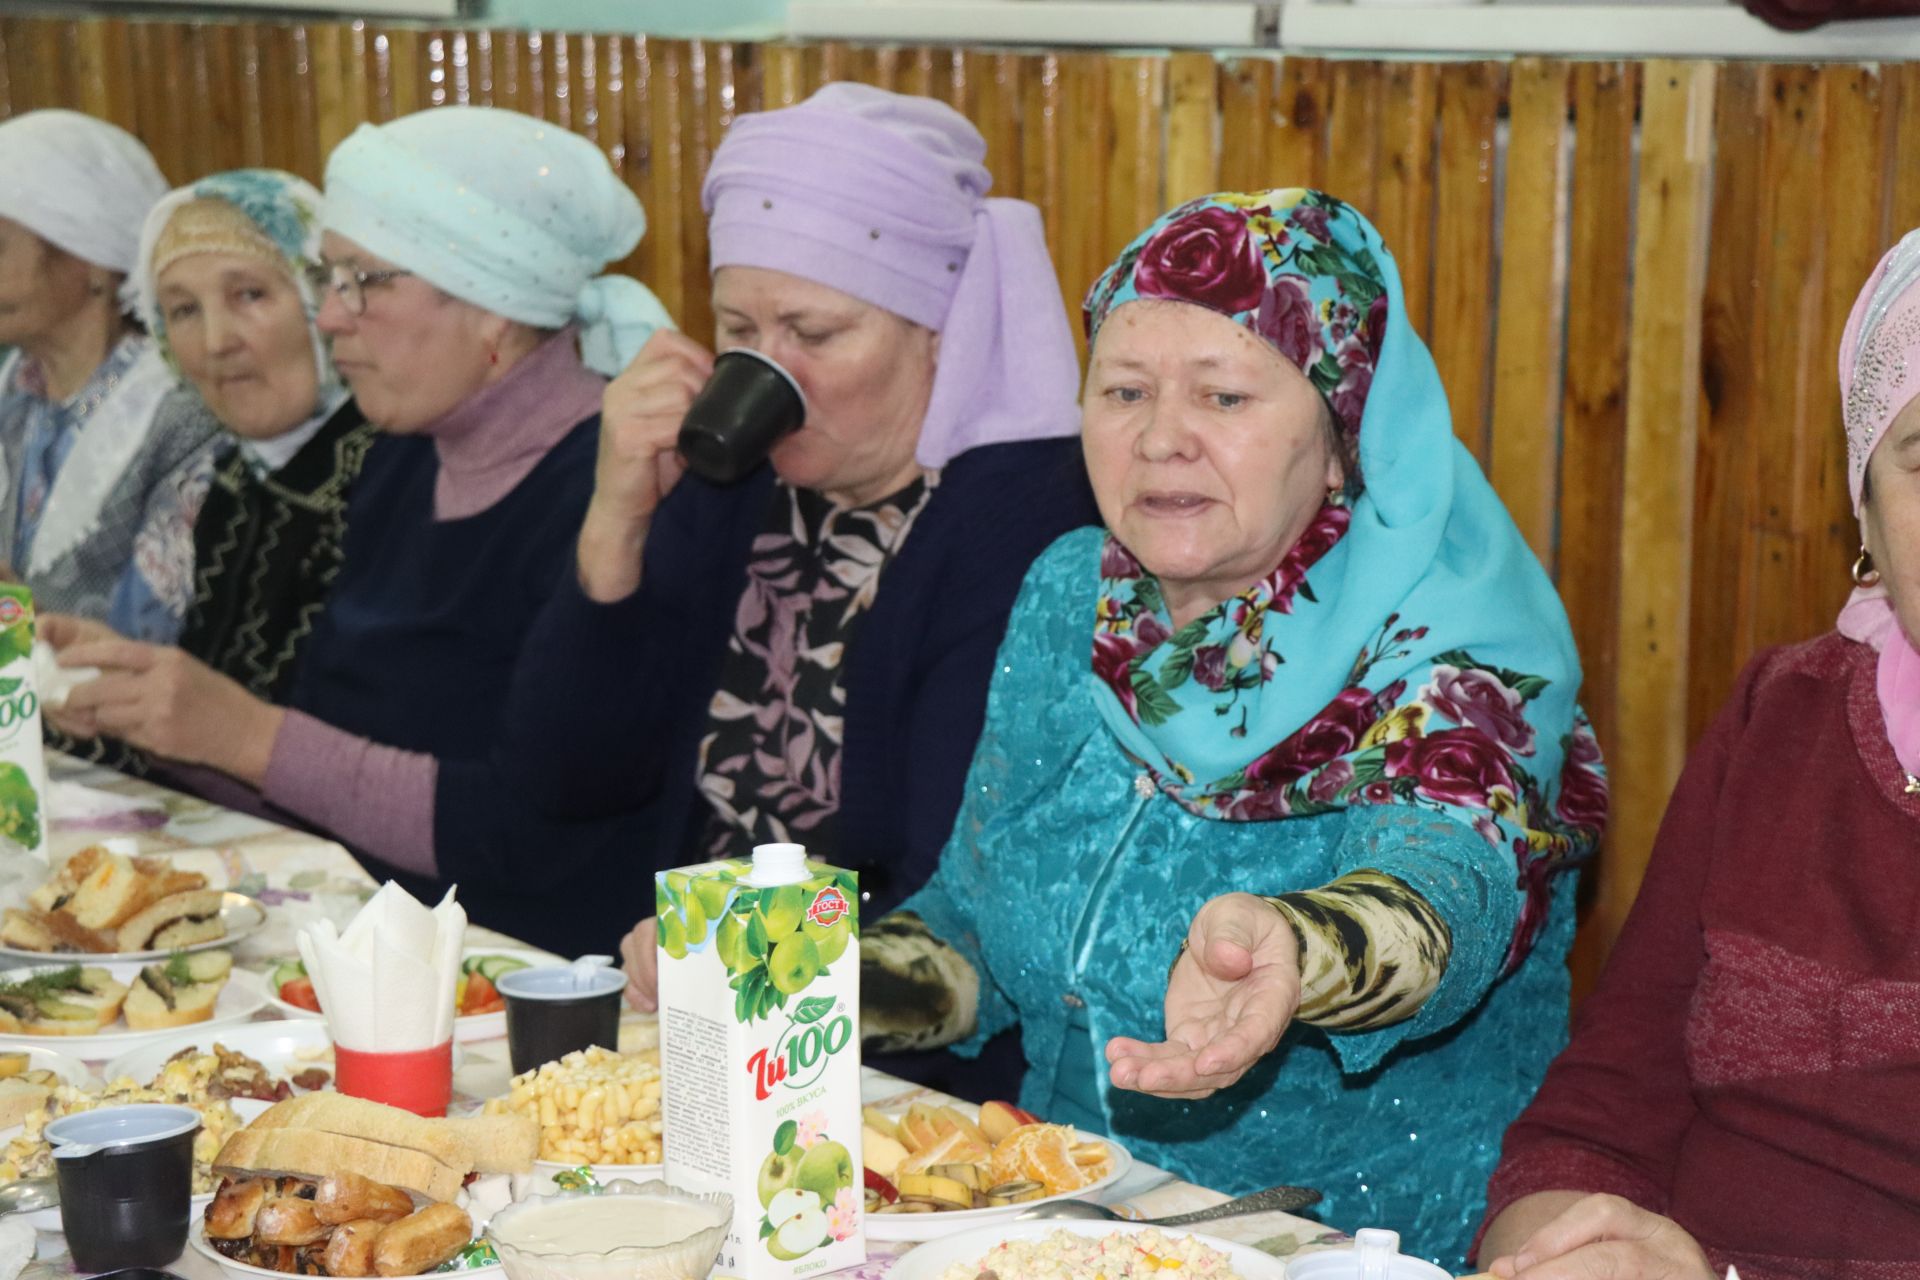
[902,528,1577,1268]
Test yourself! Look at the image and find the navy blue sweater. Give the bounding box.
[503,436,1100,1092]
[286,417,653,955]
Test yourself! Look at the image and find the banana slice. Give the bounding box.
[928,1162,982,1190]
[985,1179,1046,1206]
[897,1173,973,1208]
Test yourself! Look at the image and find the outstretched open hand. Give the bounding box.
[1105,892,1300,1099]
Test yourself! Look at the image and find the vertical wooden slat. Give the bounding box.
[620,36,660,294]
[1888,65,1920,239]
[1607,60,1716,967]
[1267,57,1328,190]
[1165,52,1217,208]
[1217,57,1271,194]
[1560,61,1640,1001]
[1488,59,1570,566]
[311,23,354,166]
[1430,61,1504,466]
[641,38,689,331]
[235,25,269,169]
[192,24,241,175]
[469,27,496,106]
[763,44,807,109]
[5,18,39,115]
[678,40,721,343]
[1374,62,1438,338]
[1057,54,1113,357]
[146,23,191,183]
[1105,57,1164,272]
[968,51,1023,202]
[0,21,14,120]
[1687,65,1765,745]
[1746,67,1826,662]
[386,27,421,118]
[1323,60,1380,217]
[1811,65,1888,624]
[73,19,136,131]
[1022,55,1065,298]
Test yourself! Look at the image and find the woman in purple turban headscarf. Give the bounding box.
[507,83,1100,1096]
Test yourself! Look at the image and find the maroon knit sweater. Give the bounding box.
[1480,632,1920,1280]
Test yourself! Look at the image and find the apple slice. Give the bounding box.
[899,1103,942,1153]
[938,1105,990,1146]
[862,1106,900,1142]
[863,1125,910,1180]
[897,1129,989,1177]
[977,1099,1035,1145]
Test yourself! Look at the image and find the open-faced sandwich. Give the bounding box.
[125,951,235,1030]
[0,964,129,1035]
[205,1093,537,1276]
[1,845,226,954]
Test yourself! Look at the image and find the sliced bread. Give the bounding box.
[213,1127,465,1204]
[0,1075,51,1127]
[116,890,226,952]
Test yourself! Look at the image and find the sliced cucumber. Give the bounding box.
[269,960,306,991]
[475,955,530,982]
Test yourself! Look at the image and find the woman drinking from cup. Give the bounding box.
[45,169,376,773]
[0,110,221,640]
[839,190,1600,1265]
[508,83,1100,1089]
[51,107,672,955]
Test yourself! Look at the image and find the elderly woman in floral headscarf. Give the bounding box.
[43,169,377,774]
[852,190,1604,1267]
[1474,228,1920,1280]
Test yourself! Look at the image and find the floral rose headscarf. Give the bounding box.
[1083,189,1605,968]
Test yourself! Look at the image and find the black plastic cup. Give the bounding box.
[498,963,626,1076]
[676,348,806,485]
[48,1103,199,1272]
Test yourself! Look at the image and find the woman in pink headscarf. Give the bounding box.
[1474,230,1920,1278]
[501,83,1099,1094]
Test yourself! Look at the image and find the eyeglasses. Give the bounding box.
[310,261,414,317]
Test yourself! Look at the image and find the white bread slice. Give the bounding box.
[213,1127,464,1203]
[67,852,150,929]
[27,846,104,914]
[0,909,54,952]
[242,1093,536,1176]
[0,1076,50,1127]
[124,975,220,1030]
[115,890,226,952]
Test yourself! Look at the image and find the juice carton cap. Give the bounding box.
[747,842,809,887]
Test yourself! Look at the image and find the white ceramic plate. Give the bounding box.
[0,963,267,1057]
[866,1129,1134,1243]
[263,946,550,1043]
[102,1016,337,1089]
[0,1041,89,1087]
[189,1223,504,1280]
[0,892,267,963]
[888,1219,1289,1280]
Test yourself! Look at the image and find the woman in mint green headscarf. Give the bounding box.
[861,189,1605,1266]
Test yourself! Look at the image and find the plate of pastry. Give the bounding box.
[0,844,264,961]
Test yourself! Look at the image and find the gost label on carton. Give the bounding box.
[660,847,864,1280]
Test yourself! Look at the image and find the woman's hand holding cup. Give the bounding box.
[577,330,715,602]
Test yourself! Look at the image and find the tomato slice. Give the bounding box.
[279,977,321,1013]
[461,972,502,1015]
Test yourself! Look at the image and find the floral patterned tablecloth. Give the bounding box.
[17,756,1348,1278]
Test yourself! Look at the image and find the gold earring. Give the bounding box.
[1853,545,1881,587]
[1326,485,1347,509]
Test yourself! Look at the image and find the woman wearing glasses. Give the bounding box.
[51,107,673,953]
[44,169,375,775]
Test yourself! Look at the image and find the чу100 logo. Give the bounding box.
[747,997,853,1101]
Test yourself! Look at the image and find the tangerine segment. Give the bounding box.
[1021,1126,1090,1196]
[986,1122,1054,1185]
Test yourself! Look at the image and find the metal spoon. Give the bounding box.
[1017,1183,1322,1227]
[0,1176,56,1215]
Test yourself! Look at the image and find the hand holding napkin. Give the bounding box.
[296,881,465,1051]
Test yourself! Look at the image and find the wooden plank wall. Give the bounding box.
[0,14,1890,995]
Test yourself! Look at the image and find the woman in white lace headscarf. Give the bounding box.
[0,110,221,639]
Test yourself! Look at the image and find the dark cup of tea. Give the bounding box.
[498,961,625,1076]
[677,348,806,485]
[48,1103,199,1271]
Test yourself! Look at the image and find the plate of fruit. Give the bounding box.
[264,948,543,1042]
[860,1099,1131,1242]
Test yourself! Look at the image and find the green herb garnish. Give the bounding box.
[163,951,194,985]
[0,966,82,999]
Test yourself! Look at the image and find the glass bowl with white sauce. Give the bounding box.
[486,1180,732,1280]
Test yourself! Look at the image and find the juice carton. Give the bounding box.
[659,842,864,1279]
[0,586,48,861]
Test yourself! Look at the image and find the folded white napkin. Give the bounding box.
[30,640,97,713]
[0,1216,32,1280]
[296,880,465,1051]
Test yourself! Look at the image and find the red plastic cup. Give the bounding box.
[334,1041,454,1117]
